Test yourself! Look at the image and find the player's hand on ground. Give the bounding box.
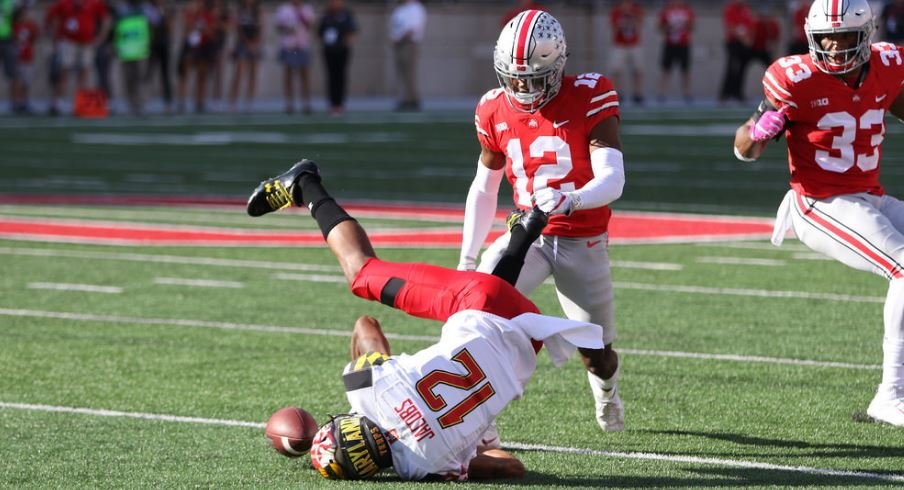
[532,187,573,215]
[750,108,788,142]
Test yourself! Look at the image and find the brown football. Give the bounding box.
[265,406,319,457]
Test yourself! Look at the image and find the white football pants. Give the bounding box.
[775,190,904,396]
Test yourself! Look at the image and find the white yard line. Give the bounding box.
[27,283,122,294]
[696,256,787,267]
[0,401,899,483]
[0,247,341,272]
[614,282,883,303]
[611,260,683,271]
[273,273,348,283]
[0,308,879,370]
[153,278,245,289]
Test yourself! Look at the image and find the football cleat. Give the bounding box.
[506,207,549,239]
[587,370,625,432]
[866,395,904,427]
[246,159,320,217]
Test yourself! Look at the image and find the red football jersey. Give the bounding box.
[659,4,694,47]
[763,43,904,198]
[610,4,644,46]
[475,74,620,237]
[44,0,109,43]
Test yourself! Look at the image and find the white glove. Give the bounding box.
[531,187,573,216]
[457,257,477,271]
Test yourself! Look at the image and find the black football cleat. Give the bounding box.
[246,159,321,217]
[506,207,549,240]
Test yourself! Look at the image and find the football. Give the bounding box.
[265,406,319,457]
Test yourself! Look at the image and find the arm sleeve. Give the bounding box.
[569,147,625,211]
[458,162,504,270]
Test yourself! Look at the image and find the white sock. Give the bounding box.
[879,279,904,398]
[588,366,619,393]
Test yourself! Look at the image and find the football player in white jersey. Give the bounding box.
[247,159,604,480]
[459,9,627,434]
[734,0,904,426]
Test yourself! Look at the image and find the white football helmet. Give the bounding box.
[493,10,567,112]
[804,0,875,74]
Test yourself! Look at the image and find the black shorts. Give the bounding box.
[661,44,689,72]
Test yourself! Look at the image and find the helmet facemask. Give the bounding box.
[805,0,875,74]
[493,10,567,113]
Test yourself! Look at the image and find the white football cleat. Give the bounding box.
[588,370,625,432]
[867,396,904,427]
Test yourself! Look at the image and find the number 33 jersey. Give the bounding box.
[342,309,603,481]
[763,43,904,198]
[475,74,621,237]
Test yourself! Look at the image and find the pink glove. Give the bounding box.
[749,108,788,142]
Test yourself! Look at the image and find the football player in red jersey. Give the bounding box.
[734,0,904,427]
[458,10,627,433]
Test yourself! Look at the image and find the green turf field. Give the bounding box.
[1,110,903,488]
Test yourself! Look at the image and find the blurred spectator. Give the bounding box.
[389,0,426,112]
[609,0,644,104]
[208,0,228,104]
[499,0,547,27]
[176,0,217,113]
[114,0,150,116]
[719,0,754,104]
[228,0,260,112]
[12,4,38,114]
[94,0,116,100]
[318,0,356,115]
[787,0,809,55]
[1,0,18,112]
[45,0,112,115]
[657,0,694,103]
[142,0,172,113]
[275,0,315,114]
[881,0,904,43]
[749,7,780,69]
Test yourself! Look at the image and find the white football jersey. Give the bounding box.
[343,309,603,481]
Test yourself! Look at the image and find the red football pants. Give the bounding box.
[350,258,540,322]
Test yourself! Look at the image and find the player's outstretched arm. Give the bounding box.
[459,146,506,270]
[467,448,526,480]
[349,315,391,359]
[734,117,767,162]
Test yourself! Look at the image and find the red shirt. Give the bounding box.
[659,3,694,46]
[610,3,643,46]
[752,17,780,52]
[791,4,809,45]
[183,7,217,47]
[475,74,621,237]
[13,18,39,62]
[723,1,755,44]
[763,44,904,198]
[44,0,109,44]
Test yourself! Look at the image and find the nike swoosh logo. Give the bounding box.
[553,120,570,128]
[587,240,602,248]
[876,94,888,103]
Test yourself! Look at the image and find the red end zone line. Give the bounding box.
[0,212,773,248]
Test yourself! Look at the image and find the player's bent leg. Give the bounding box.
[350,315,391,360]
[351,258,540,322]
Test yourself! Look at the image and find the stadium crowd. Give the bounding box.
[0,0,901,116]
